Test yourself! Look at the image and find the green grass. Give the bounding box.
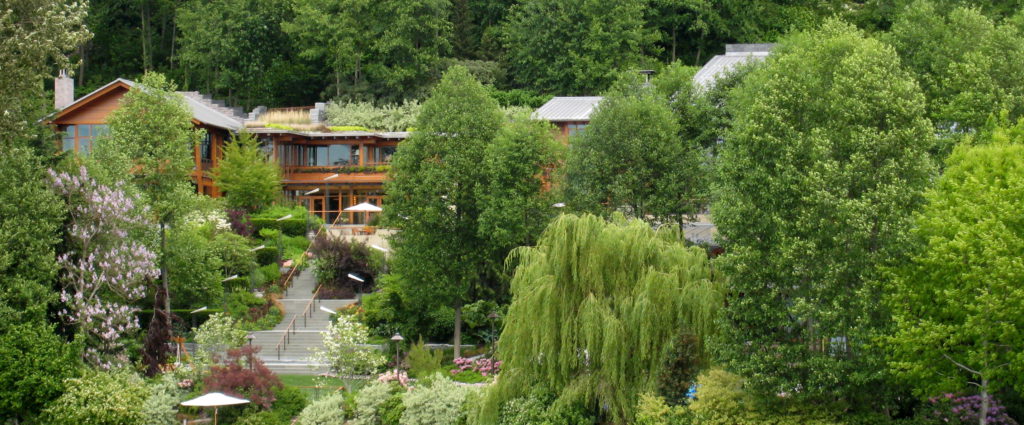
[278,374,369,400]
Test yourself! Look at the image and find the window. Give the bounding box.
[329,144,351,165]
[62,125,76,152]
[61,124,108,155]
[374,146,397,164]
[278,144,360,167]
[200,132,212,161]
[567,123,587,137]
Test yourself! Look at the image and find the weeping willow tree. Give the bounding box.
[476,214,722,424]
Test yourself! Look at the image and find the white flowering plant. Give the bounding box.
[309,314,386,377]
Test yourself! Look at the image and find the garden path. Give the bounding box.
[250,268,356,375]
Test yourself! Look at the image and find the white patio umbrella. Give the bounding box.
[343,202,383,212]
[180,392,250,425]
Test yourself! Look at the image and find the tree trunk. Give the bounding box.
[980,377,990,425]
[453,302,463,359]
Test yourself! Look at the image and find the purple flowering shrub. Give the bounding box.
[924,393,1018,425]
[451,357,501,377]
[50,167,159,369]
[227,208,254,237]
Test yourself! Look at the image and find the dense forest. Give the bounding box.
[74,0,1024,110]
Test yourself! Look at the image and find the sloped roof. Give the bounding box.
[531,96,603,122]
[51,78,243,131]
[693,44,774,89]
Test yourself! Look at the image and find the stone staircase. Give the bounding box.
[251,268,356,375]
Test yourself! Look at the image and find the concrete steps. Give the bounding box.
[251,268,357,375]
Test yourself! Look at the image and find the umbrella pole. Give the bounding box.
[214,407,218,425]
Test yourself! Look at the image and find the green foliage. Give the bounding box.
[884,124,1024,399]
[500,0,656,95]
[451,370,487,384]
[256,247,281,266]
[379,393,405,425]
[884,1,1024,138]
[42,369,149,425]
[634,393,689,425]
[310,314,386,376]
[0,0,89,151]
[297,392,347,425]
[235,411,283,425]
[496,388,598,425]
[712,20,935,407]
[0,148,65,325]
[272,385,310,423]
[284,0,451,102]
[402,374,477,425]
[685,369,839,425]
[384,65,505,352]
[563,72,706,226]
[166,226,224,309]
[477,214,723,424]
[251,205,319,237]
[213,131,283,213]
[0,322,81,422]
[406,337,445,378]
[352,381,401,425]
[141,374,184,425]
[193,312,248,363]
[325,101,421,131]
[212,231,258,277]
[225,290,283,331]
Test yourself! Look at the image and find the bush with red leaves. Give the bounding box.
[203,346,281,409]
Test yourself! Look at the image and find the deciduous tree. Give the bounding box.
[476,214,722,424]
[212,131,282,213]
[885,118,1024,424]
[712,20,935,407]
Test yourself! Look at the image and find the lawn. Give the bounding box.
[279,374,368,400]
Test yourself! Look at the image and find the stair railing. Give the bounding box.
[276,284,321,360]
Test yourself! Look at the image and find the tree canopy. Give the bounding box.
[213,131,283,213]
[477,213,722,424]
[712,20,935,407]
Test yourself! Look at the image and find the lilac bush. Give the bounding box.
[924,393,1019,425]
[50,166,158,368]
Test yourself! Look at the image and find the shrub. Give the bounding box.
[167,226,224,309]
[451,357,501,377]
[235,411,282,425]
[406,338,444,378]
[497,389,597,425]
[256,246,280,266]
[42,369,149,425]
[260,263,281,283]
[451,370,487,384]
[297,392,348,425]
[0,322,81,421]
[921,393,1018,425]
[686,369,839,425]
[141,374,184,425]
[272,385,309,422]
[329,125,373,132]
[635,393,690,425]
[351,381,401,425]
[212,231,256,277]
[251,205,321,236]
[379,393,405,425]
[325,100,420,132]
[309,314,386,376]
[193,313,248,366]
[203,346,282,409]
[401,375,477,425]
[227,209,255,237]
[310,235,377,298]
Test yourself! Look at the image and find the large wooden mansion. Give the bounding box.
[49,44,771,230]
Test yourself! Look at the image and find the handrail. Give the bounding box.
[273,209,346,360]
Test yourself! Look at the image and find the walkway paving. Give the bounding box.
[251,268,356,375]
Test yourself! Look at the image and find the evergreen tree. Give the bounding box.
[212,131,283,213]
[476,214,722,424]
[712,21,935,407]
[885,118,1024,424]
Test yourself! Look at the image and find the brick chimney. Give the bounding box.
[54,70,74,110]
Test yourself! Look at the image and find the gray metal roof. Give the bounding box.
[693,44,774,89]
[531,96,603,122]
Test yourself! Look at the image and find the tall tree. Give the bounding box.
[94,72,200,374]
[712,20,935,407]
[563,71,707,227]
[285,0,451,102]
[0,0,90,151]
[884,1,1024,147]
[384,66,503,357]
[212,131,283,213]
[500,0,657,95]
[476,214,722,424]
[885,118,1024,425]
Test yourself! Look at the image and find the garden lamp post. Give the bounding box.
[391,333,404,370]
[488,311,500,353]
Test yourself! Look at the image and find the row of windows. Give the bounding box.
[277,144,397,167]
[567,123,588,136]
[61,124,109,154]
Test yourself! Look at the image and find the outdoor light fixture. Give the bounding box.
[347,273,365,283]
[391,333,404,342]
[325,173,339,180]
[249,245,266,252]
[222,275,240,282]
[190,306,208,314]
[276,214,293,221]
[305,188,320,195]
[320,306,337,315]
[391,333,404,371]
[370,244,389,253]
[552,202,566,208]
